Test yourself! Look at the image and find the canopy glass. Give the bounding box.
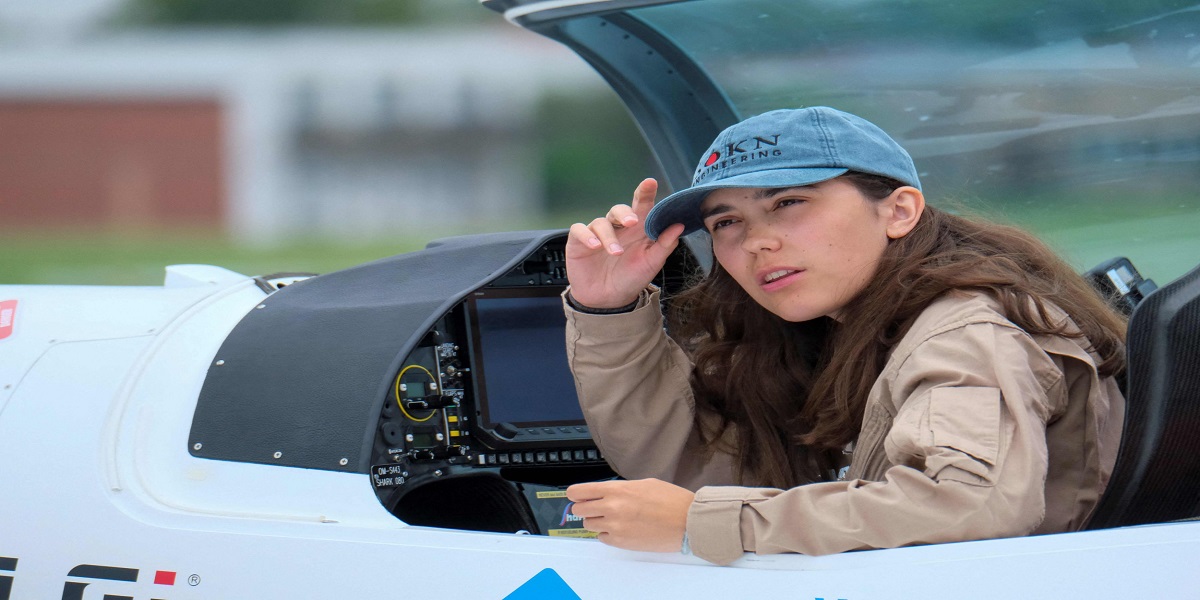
[629,0,1200,280]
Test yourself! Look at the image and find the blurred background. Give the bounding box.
[0,0,656,284]
[4,0,1198,286]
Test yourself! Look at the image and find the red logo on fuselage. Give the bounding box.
[0,300,16,341]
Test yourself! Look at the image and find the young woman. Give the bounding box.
[561,107,1127,565]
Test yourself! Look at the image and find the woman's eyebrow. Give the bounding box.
[700,203,734,220]
[702,185,820,220]
[753,185,816,200]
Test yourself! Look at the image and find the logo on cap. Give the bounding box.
[693,134,784,184]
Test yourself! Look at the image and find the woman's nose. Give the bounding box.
[740,219,782,253]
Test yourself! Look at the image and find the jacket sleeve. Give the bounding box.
[564,287,737,491]
[686,321,1062,565]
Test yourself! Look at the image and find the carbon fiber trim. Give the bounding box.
[1088,261,1200,528]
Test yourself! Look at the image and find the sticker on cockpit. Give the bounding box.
[0,300,16,341]
[547,529,598,538]
[546,501,596,538]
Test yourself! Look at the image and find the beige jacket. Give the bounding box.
[564,288,1124,565]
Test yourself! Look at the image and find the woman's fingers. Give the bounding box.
[630,178,659,219]
[569,179,663,258]
[606,203,639,230]
[588,217,625,255]
[582,517,608,534]
[565,479,692,552]
[563,179,677,309]
[566,488,608,535]
[566,480,611,503]
[561,223,600,262]
[648,222,686,261]
[569,498,612,536]
[568,217,625,256]
[567,222,602,252]
[610,178,660,229]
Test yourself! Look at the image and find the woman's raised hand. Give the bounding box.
[566,178,687,309]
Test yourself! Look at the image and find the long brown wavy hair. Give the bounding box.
[668,172,1128,489]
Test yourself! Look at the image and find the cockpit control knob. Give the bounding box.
[494,422,520,440]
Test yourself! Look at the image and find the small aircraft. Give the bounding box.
[3,1,1200,598]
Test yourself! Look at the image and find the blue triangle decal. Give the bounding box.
[504,568,581,600]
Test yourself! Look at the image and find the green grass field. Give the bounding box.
[955,190,1200,285]
[0,222,555,286]
[0,210,604,286]
[1,229,412,285]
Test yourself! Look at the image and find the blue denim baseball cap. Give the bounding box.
[644,106,921,240]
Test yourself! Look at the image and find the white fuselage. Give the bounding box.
[1,266,1198,599]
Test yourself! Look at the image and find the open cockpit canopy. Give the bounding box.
[490,0,1200,281]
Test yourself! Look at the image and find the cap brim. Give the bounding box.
[643,167,849,240]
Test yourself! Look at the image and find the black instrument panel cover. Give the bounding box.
[189,230,567,472]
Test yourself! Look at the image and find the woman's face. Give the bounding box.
[700,178,902,322]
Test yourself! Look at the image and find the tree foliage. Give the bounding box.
[118,0,483,26]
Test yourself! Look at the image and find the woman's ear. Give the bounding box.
[884,186,925,239]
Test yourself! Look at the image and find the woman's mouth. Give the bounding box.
[760,268,803,291]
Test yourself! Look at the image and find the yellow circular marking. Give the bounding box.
[395,364,437,422]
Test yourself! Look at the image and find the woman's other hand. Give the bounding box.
[566,478,695,553]
[566,178,687,309]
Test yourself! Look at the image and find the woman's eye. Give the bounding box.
[775,198,804,210]
[709,218,737,231]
